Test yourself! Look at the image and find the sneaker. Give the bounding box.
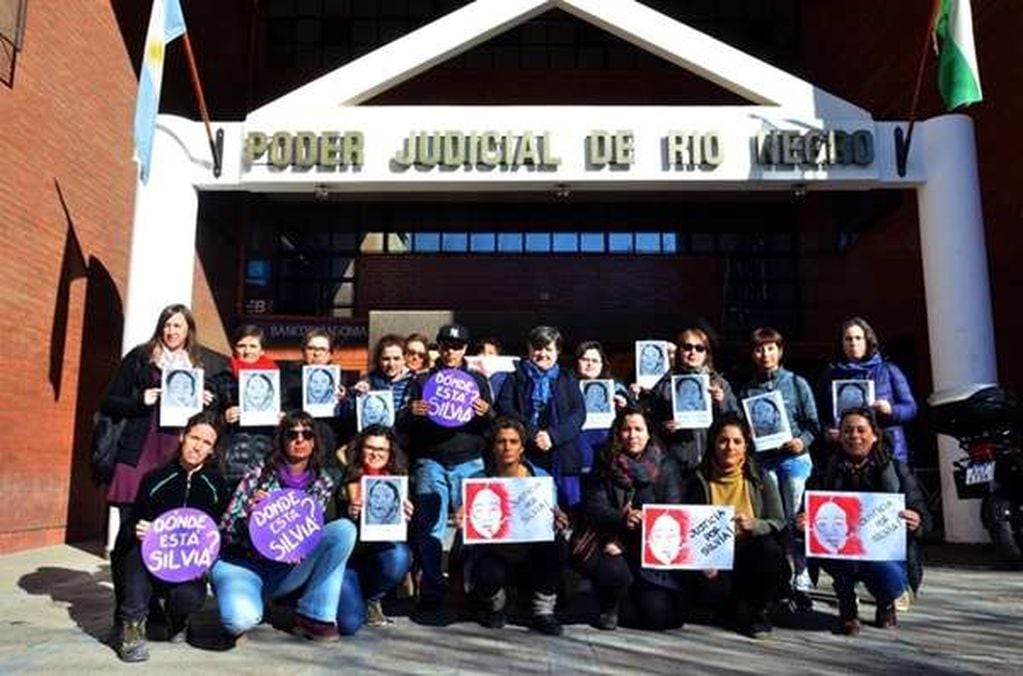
[875,603,897,629]
[117,619,150,663]
[365,599,392,627]
[531,614,564,636]
[166,616,188,644]
[595,609,619,631]
[894,590,912,613]
[480,608,506,630]
[293,614,341,642]
[793,570,814,592]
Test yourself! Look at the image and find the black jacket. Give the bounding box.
[582,445,684,589]
[805,448,932,591]
[645,369,738,472]
[117,460,229,551]
[100,345,225,467]
[399,364,494,467]
[496,365,586,474]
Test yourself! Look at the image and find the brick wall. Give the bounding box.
[0,3,139,551]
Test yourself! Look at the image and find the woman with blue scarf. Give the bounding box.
[496,326,586,510]
[818,317,918,463]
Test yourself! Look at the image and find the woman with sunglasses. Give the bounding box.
[404,333,432,375]
[210,411,356,644]
[644,328,738,472]
[335,425,414,634]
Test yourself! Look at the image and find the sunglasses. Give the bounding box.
[405,350,427,358]
[681,342,707,353]
[286,429,314,441]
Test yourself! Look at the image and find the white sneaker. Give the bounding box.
[793,570,813,592]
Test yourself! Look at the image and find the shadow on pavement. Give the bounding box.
[17,565,115,645]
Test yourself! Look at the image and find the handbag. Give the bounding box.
[90,412,126,485]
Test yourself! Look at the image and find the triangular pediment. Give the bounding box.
[248,0,868,121]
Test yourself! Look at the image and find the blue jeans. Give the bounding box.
[211,519,357,634]
[336,543,412,635]
[760,453,813,576]
[412,457,484,600]
[819,560,908,606]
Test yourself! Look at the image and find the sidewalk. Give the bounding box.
[0,541,1020,674]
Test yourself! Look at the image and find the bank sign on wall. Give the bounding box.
[237,108,877,189]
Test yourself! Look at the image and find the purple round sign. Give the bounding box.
[423,368,481,428]
[141,507,220,583]
[248,489,325,563]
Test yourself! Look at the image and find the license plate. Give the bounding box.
[965,461,995,486]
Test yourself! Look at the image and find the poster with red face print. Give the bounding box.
[804,491,906,561]
[462,477,555,544]
[641,505,734,570]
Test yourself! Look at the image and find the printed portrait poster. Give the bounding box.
[581,379,616,430]
[641,505,735,571]
[462,477,556,545]
[831,379,876,421]
[360,475,408,542]
[303,364,341,418]
[238,368,281,427]
[804,491,906,561]
[635,340,671,389]
[422,369,480,428]
[741,390,793,452]
[671,373,713,429]
[160,367,204,427]
[465,355,520,377]
[142,507,220,583]
[248,489,325,563]
[356,390,396,431]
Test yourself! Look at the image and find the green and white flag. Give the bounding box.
[934,0,983,110]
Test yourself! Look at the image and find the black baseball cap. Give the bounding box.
[436,323,470,345]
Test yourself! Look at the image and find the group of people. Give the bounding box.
[100,304,927,662]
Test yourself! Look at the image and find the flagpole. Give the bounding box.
[180,32,223,177]
[896,0,943,177]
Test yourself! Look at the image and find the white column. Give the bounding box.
[121,117,203,353]
[916,114,998,543]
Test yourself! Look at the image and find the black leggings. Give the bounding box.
[114,541,207,623]
[470,540,565,600]
[590,552,683,630]
[694,534,790,612]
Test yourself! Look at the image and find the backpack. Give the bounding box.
[90,412,126,485]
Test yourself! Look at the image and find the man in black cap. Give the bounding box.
[400,323,494,613]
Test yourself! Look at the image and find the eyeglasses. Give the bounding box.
[286,429,314,441]
[681,342,707,353]
[405,350,426,359]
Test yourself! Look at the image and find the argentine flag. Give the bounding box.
[934,0,983,110]
[133,0,187,183]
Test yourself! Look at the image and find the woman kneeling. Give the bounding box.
[459,418,568,636]
[684,414,790,638]
[113,412,228,662]
[211,411,356,643]
[797,407,930,635]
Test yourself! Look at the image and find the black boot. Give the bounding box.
[117,618,150,662]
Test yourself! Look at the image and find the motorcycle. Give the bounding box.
[928,384,1023,562]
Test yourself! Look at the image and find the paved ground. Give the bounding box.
[1,541,1021,675]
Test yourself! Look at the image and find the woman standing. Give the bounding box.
[210,325,279,488]
[496,326,586,509]
[574,341,632,476]
[101,304,217,553]
[211,411,356,643]
[797,407,930,635]
[113,412,227,662]
[336,425,414,635]
[819,317,919,463]
[683,414,789,638]
[645,328,738,472]
[349,334,416,419]
[580,407,684,631]
[737,327,819,606]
